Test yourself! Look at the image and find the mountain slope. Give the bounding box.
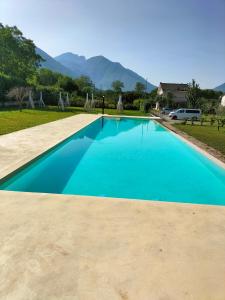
[214,83,225,92]
[36,48,75,78]
[84,55,155,91]
[55,53,156,91]
[54,53,86,76]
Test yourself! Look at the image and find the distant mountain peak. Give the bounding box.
[87,55,109,62]
[54,52,87,76]
[56,52,86,60]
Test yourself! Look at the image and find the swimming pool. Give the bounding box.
[1,117,225,205]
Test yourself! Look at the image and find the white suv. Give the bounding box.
[169,108,201,120]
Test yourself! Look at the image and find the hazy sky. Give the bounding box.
[1,0,225,88]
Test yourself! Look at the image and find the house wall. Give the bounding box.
[157,85,187,103]
[172,91,187,103]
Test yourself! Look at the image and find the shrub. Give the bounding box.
[107,103,116,109]
[70,96,85,107]
[143,99,154,113]
[124,104,138,110]
[133,98,144,110]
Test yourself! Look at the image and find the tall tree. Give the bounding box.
[74,76,94,94]
[57,76,78,93]
[186,79,201,108]
[0,23,42,81]
[112,80,124,93]
[166,92,174,107]
[34,68,59,86]
[135,82,145,94]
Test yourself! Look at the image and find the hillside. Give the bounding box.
[36,48,76,78]
[214,83,225,92]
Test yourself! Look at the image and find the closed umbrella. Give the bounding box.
[58,92,65,111]
[91,93,95,109]
[117,94,123,112]
[28,90,35,109]
[65,93,70,106]
[39,91,45,108]
[84,93,91,111]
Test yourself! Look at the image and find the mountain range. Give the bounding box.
[36,48,156,91]
[36,48,224,92]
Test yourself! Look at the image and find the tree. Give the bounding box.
[165,92,174,107]
[7,86,29,111]
[199,89,222,100]
[74,76,94,94]
[112,80,124,93]
[135,82,145,94]
[0,24,42,81]
[57,75,78,93]
[34,69,59,86]
[149,88,158,98]
[186,79,201,108]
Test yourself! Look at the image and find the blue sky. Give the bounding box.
[1,0,225,88]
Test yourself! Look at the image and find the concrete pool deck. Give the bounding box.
[0,114,225,299]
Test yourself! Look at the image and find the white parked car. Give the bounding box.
[169,108,201,120]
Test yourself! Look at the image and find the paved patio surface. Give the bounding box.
[0,114,225,300]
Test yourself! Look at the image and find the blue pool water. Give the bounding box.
[1,117,225,205]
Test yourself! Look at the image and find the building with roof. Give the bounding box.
[157,82,188,103]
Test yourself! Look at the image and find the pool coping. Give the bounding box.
[104,113,161,120]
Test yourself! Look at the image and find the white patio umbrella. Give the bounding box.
[117,94,123,112]
[84,93,91,111]
[90,93,95,109]
[58,92,65,111]
[65,93,70,107]
[39,91,45,108]
[28,90,35,109]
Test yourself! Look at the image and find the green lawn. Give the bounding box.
[0,106,148,135]
[174,123,225,155]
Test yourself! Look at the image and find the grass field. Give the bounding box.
[174,123,225,155]
[0,106,147,135]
